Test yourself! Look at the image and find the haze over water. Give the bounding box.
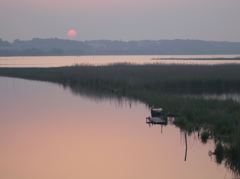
[1,55,240,67]
[0,77,234,179]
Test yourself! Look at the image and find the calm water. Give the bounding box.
[0,77,234,179]
[1,55,240,67]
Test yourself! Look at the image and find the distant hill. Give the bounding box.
[1,38,240,56]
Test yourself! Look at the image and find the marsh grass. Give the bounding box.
[2,64,240,94]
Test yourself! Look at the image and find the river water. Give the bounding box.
[0,77,234,179]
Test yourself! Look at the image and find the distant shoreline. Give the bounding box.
[1,38,240,56]
[1,54,240,58]
[0,54,240,57]
[152,57,240,61]
[1,54,240,57]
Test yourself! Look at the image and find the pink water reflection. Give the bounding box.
[0,77,233,179]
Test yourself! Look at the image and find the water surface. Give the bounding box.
[0,77,234,179]
[1,55,240,67]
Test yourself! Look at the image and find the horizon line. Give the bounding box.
[1,37,240,44]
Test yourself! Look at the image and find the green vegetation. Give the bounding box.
[0,64,240,175]
[1,64,240,93]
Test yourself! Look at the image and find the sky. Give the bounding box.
[0,0,240,42]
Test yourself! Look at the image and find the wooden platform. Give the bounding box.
[146,116,168,125]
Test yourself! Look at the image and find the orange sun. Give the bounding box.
[67,29,77,39]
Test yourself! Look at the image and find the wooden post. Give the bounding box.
[184,132,188,162]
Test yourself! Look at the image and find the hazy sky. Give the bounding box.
[0,0,240,42]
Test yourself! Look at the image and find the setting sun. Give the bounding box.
[67,29,77,39]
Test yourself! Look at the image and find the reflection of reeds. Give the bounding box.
[1,64,240,176]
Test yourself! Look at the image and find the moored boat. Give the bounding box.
[151,107,163,117]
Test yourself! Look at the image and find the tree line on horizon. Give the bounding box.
[1,38,240,56]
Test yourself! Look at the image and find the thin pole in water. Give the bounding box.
[184,132,188,162]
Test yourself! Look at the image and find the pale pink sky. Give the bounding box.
[0,0,240,41]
